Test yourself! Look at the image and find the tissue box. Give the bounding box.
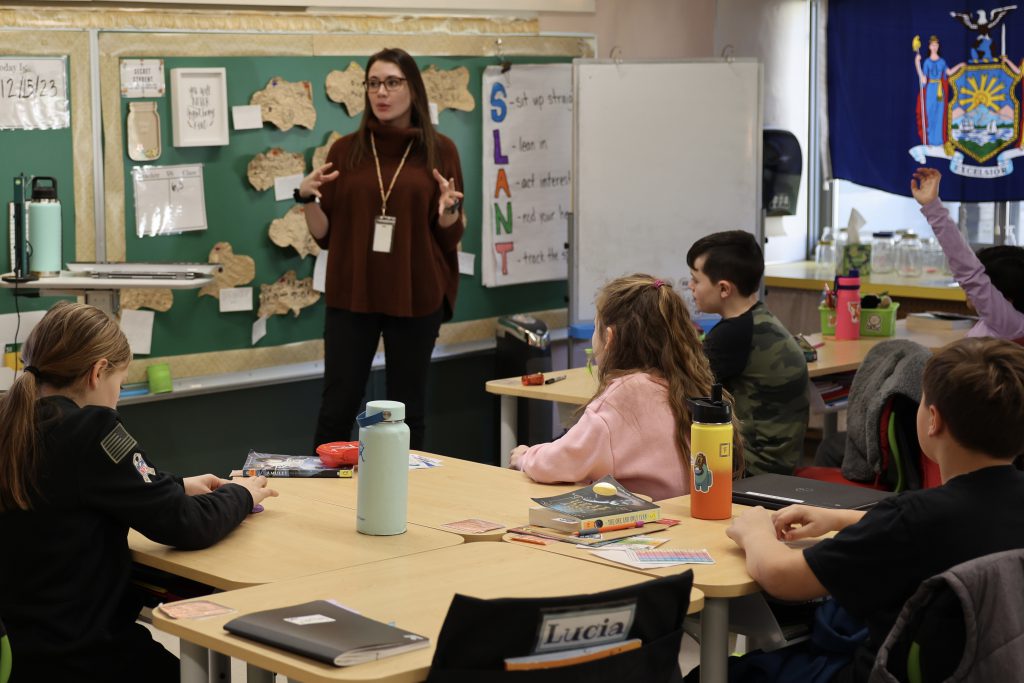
[820,302,899,337]
[840,243,872,277]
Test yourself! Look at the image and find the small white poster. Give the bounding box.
[481,64,572,287]
[119,308,154,355]
[252,315,268,345]
[120,59,165,98]
[312,249,328,293]
[219,287,254,313]
[0,57,69,130]
[132,164,208,238]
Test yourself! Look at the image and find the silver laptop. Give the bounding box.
[732,474,894,510]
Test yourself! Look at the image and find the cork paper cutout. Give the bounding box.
[325,62,366,117]
[312,131,342,171]
[269,205,322,259]
[421,66,475,113]
[259,270,320,318]
[250,77,316,131]
[198,242,255,299]
[247,148,306,191]
[119,288,173,312]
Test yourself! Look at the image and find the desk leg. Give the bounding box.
[179,641,210,683]
[246,664,275,683]
[699,597,729,683]
[499,395,518,468]
[209,651,230,681]
[823,412,839,441]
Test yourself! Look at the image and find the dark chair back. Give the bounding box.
[426,570,694,682]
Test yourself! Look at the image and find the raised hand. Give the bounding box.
[299,162,340,200]
[911,168,941,206]
[432,168,464,220]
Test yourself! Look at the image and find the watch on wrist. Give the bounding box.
[293,188,317,204]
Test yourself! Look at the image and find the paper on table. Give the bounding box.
[232,104,263,130]
[457,251,475,276]
[409,454,442,469]
[590,547,715,569]
[313,249,328,293]
[219,286,253,313]
[119,308,154,355]
[252,315,268,345]
[274,173,303,202]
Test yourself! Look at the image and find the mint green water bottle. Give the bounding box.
[356,400,410,536]
[27,177,62,278]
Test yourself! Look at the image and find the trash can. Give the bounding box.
[496,314,553,450]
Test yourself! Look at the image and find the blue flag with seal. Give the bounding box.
[829,1,1024,201]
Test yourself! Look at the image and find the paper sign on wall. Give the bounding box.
[481,64,572,287]
[119,308,154,355]
[0,57,69,130]
[132,164,208,237]
[120,59,165,98]
[219,287,254,313]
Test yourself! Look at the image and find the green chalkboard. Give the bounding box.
[0,77,77,316]
[120,55,569,358]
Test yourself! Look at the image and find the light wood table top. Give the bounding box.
[153,542,705,683]
[129,492,461,590]
[765,261,967,301]
[504,496,758,600]
[270,453,579,542]
[484,366,597,405]
[803,319,969,377]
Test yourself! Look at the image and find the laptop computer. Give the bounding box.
[732,474,895,511]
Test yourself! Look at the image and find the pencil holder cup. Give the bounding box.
[146,363,173,394]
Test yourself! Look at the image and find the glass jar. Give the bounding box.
[896,231,923,277]
[814,239,835,277]
[920,237,945,275]
[834,227,849,271]
[870,231,896,274]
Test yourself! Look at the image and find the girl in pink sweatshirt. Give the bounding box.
[510,274,742,501]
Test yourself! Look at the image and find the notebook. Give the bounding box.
[223,600,429,667]
[732,474,894,510]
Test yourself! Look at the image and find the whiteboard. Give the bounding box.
[571,59,762,323]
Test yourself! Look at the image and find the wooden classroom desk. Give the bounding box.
[128,492,462,590]
[269,452,578,542]
[804,319,970,378]
[503,496,757,683]
[485,366,597,465]
[153,542,705,683]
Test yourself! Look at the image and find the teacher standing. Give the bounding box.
[298,47,465,450]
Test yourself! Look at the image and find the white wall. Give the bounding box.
[715,0,810,264]
[539,0,715,59]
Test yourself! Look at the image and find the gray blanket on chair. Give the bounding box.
[841,340,931,482]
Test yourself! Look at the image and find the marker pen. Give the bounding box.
[544,375,568,385]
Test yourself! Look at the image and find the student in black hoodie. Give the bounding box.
[0,302,277,682]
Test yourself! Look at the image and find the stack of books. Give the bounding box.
[235,450,354,478]
[811,371,855,410]
[511,476,663,546]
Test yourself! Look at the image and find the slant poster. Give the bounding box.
[482,64,572,287]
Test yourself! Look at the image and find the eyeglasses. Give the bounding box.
[364,77,407,93]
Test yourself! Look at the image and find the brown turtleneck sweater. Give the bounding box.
[316,121,465,320]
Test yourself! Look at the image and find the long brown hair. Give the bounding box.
[589,274,744,474]
[0,302,132,511]
[347,47,440,172]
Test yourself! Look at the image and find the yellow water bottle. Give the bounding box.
[688,384,733,520]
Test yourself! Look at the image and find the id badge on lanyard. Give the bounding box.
[373,215,397,253]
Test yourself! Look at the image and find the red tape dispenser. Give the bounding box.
[521,372,545,386]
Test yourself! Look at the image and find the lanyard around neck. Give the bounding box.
[371,133,414,216]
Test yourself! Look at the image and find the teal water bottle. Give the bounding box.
[27,177,62,278]
[356,400,410,536]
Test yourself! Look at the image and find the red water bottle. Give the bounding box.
[834,270,861,340]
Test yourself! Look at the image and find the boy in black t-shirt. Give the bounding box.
[725,337,1024,681]
[687,231,808,475]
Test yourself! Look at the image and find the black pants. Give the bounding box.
[314,306,443,451]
